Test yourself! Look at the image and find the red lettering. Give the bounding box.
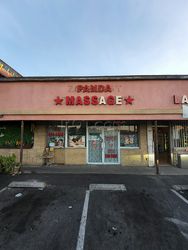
[105,154,117,159]
[90,85,97,92]
[105,84,112,92]
[76,96,83,105]
[98,85,104,92]
[173,95,180,104]
[77,85,83,92]
[107,95,115,105]
[48,132,64,137]
[83,85,90,92]
[111,154,117,158]
[66,96,75,105]
[84,96,90,105]
[75,84,112,93]
[91,96,99,105]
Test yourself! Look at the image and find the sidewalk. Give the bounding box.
[22,165,188,175]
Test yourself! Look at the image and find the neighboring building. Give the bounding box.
[0,59,22,78]
[0,75,188,167]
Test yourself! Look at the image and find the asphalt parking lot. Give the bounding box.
[179,190,188,200]
[0,174,188,250]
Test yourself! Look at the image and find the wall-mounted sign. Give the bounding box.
[54,95,134,106]
[173,95,188,104]
[54,84,134,106]
[76,84,112,93]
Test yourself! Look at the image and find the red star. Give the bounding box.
[54,96,63,105]
[125,96,134,105]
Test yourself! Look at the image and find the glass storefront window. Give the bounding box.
[67,122,86,147]
[120,125,139,147]
[0,122,34,149]
[172,122,188,148]
[48,125,65,148]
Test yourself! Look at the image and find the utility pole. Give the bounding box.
[19,120,24,172]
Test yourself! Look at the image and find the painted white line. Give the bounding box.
[8,181,46,188]
[173,185,188,191]
[76,184,126,250]
[0,187,7,193]
[171,189,188,205]
[181,231,188,240]
[172,185,188,191]
[165,217,188,239]
[89,183,126,191]
[76,190,90,250]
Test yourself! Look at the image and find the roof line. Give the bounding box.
[1,74,188,82]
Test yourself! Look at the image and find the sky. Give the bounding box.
[1,0,188,76]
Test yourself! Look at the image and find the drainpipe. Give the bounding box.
[19,120,24,172]
[154,120,159,175]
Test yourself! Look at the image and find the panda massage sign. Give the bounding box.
[54,84,134,106]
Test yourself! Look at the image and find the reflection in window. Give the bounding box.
[0,122,33,149]
[120,125,139,147]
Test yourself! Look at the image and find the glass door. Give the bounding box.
[88,127,119,164]
[88,127,103,163]
[104,129,119,163]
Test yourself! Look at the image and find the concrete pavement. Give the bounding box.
[22,164,188,175]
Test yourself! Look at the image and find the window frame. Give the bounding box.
[119,124,140,149]
[67,121,86,148]
[47,124,66,148]
[172,122,188,148]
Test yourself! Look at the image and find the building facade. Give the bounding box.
[0,75,188,167]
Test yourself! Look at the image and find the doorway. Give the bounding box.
[156,126,171,165]
[88,127,120,164]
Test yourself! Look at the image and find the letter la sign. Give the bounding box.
[174,95,188,104]
[182,95,188,104]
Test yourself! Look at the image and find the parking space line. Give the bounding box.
[8,181,46,189]
[76,190,90,250]
[0,187,7,193]
[172,185,188,191]
[76,184,126,250]
[171,189,188,205]
[89,183,126,191]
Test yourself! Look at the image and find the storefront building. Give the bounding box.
[0,75,188,167]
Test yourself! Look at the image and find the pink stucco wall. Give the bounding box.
[0,79,187,120]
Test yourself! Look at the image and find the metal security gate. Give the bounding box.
[87,127,120,164]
